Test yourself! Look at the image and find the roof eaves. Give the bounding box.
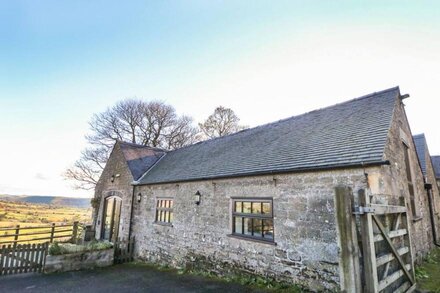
[138,160,390,186]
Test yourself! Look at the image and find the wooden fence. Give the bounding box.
[0,242,48,275]
[0,222,79,245]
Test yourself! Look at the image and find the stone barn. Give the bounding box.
[413,134,440,246]
[431,155,440,190]
[93,86,440,291]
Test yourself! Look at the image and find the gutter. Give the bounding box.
[134,160,390,186]
[425,183,440,247]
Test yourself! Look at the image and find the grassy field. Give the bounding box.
[0,200,92,228]
[0,200,92,244]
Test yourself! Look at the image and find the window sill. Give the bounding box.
[154,222,173,227]
[227,234,277,246]
[412,216,423,223]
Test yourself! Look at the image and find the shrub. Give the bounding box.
[48,242,69,255]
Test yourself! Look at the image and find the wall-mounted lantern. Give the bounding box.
[194,191,201,205]
[137,192,142,203]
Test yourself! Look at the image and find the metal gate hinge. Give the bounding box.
[353,206,375,215]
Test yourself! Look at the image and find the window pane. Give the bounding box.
[243,202,252,214]
[169,200,174,208]
[263,219,274,239]
[252,202,262,214]
[235,201,242,213]
[169,212,174,222]
[262,202,271,214]
[234,217,243,234]
[253,219,263,237]
[244,218,252,235]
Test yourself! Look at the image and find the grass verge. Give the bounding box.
[416,247,440,292]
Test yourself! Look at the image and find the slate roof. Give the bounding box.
[432,156,440,179]
[136,87,400,185]
[413,134,428,176]
[119,142,166,180]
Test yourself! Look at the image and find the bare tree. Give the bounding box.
[64,99,199,190]
[199,106,247,139]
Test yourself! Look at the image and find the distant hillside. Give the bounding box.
[0,194,91,209]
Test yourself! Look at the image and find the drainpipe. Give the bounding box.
[425,183,440,247]
[128,185,135,242]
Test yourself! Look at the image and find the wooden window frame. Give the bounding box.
[101,195,122,242]
[231,197,274,243]
[155,198,174,225]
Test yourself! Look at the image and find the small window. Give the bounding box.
[403,143,419,217]
[232,198,274,242]
[155,199,174,224]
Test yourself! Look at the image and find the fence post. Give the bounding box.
[50,223,55,243]
[334,186,361,292]
[72,221,79,244]
[14,225,20,246]
[359,189,379,292]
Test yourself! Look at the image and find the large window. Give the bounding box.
[232,198,274,242]
[102,196,122,242]
[155,198,174,224]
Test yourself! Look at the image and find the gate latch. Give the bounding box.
[353,206,375,215]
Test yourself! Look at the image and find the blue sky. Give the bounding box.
[1,1,440,197]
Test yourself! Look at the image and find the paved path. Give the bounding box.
[0,263,264,293]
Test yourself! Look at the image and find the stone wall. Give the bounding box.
[131,169,370,291]
[370,98,437,262]
[94,143,133,241]
[45,249,114,273]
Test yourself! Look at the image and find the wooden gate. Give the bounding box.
[114,237,134,264]
[356,190,416,293]
[0,242,48,275]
